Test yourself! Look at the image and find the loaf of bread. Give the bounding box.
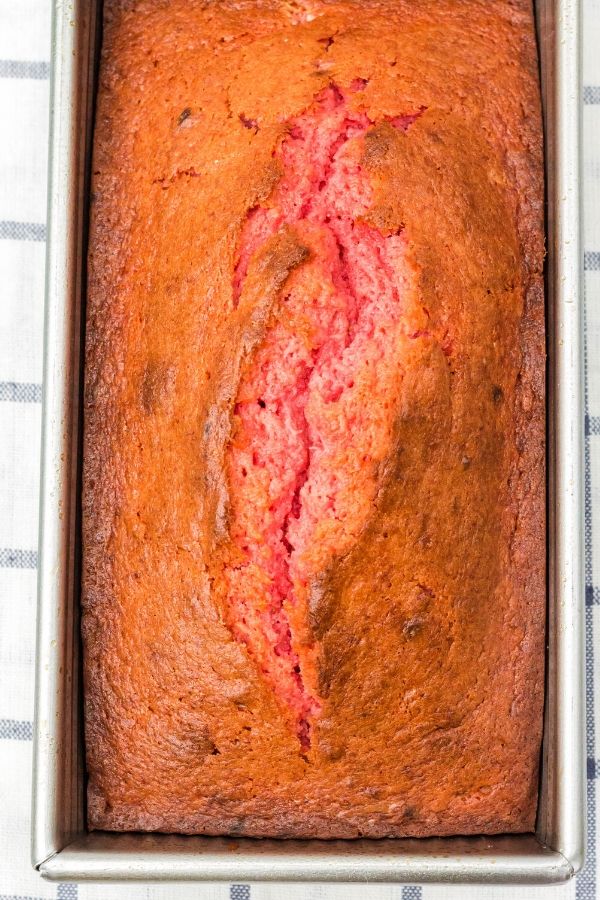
[83,0,545,838]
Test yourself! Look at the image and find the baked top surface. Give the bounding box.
[83,0,545,837]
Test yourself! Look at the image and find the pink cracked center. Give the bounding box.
[225,86,415,748]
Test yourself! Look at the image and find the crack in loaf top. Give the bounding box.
[224,84,427,747]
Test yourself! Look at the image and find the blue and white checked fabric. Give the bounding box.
[0,0,598,897]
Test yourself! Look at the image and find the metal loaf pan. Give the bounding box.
[31,0,584,884]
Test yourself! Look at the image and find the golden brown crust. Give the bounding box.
[83,0,545,837]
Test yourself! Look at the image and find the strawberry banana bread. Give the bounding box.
[83,0,545,837]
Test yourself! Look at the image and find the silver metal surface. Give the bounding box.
[32,0,98,872]
[31,0,584,883]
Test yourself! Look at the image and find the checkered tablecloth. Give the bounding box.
[1,0,598,897]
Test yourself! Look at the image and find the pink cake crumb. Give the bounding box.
[225,86,415,747]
